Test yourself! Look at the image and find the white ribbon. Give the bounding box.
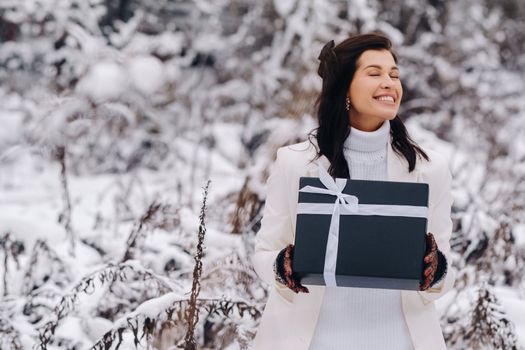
[297,165,428,287]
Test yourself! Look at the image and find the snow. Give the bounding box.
[114,292,184,324]
[127,55,165,95]
[273,0,297,17]
[0,111,24,150]
[81,316,114,343]
[514,224,525,247]
[76,61,129,103]
[54,317,92,347]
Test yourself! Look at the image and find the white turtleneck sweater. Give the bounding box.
[308,120,415,350]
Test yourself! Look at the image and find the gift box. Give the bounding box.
[292,167,429,290]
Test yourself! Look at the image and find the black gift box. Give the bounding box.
[292,177,429,290]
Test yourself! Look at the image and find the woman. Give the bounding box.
[251,33,455,350]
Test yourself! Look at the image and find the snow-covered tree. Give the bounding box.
[445,282,519,350]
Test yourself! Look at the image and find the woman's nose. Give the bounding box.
[380,76,395,88]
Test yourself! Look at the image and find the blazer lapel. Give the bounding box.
[292,151,329,348]
[387,142,420,183]
[306,154,330,177]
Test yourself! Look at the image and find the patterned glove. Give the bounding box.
[273,244,309,294]
[420,232,448,291]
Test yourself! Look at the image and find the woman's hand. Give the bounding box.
[274,244,309,293]
[420,232,439,291]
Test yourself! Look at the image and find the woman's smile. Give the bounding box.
[373,94,397,105]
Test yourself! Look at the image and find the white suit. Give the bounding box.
[251,138,455,350]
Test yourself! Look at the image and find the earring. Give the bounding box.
[345,97,351,111]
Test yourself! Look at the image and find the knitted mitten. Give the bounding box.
[273,244,309,293]
[420,232,447,291]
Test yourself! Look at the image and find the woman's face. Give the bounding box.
[347,49,402,131]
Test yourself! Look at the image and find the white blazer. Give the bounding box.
[251,138,455,350]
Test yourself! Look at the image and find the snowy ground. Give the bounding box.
[0,135,257,348]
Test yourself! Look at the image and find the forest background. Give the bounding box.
[1,0,525,349]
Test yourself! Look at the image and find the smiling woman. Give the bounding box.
[348,50,402,131]
[251,33,455,350]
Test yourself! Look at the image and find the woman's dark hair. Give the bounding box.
[311,32,428,177]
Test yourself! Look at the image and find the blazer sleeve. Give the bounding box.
[418,157,456,303]
[251,148,296,292]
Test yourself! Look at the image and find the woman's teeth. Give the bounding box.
[375,96,394,102]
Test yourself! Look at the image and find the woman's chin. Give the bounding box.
[369,114,397,121]
[376,111,399,120]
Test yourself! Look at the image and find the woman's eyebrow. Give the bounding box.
[363,64,399,71]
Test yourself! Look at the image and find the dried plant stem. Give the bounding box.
[55,146,75,255]
[2,241,7,297]
[121,201,162,262]
[230,176,261,234]
[1,232,21,297]
[183,180,210,350]
[22,239,67,295]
